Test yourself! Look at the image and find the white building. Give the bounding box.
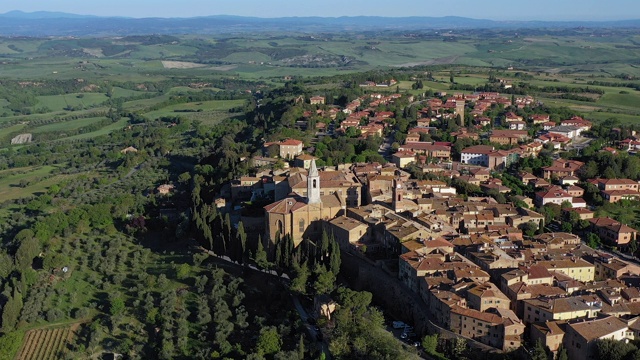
[548,126,582,139]
[460,145,495,166]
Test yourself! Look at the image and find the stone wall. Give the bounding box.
[340,249,501,353]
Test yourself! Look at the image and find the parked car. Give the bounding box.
[393,321,406,329]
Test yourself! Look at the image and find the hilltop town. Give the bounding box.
[222,87,640,359]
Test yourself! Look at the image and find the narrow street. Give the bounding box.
[379,131,395,161]
[196,244,331,359]
[291,294,332,360]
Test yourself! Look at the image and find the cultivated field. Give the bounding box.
[161,60,207,69]
[15,324,78,360]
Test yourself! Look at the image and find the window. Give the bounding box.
[312,179,317,189]
[299,219,305,233]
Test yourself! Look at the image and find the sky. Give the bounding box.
[0,0,638,21]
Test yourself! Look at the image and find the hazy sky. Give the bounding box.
[0,0,637,21]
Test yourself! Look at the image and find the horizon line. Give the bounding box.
[0,10,638,23]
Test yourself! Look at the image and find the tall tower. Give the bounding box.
[455,100,465,127]
[392,179,403,212]
[307,159,321,204]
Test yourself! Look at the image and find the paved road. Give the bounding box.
[379,132,395,160]
[195,245,328,358]
[566,136,593,151]
[291,294,332,360]
[124,162,144,178]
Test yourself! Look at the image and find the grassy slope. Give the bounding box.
[0,166,66,202]
[30,117,108,133]
[58,118,130,141]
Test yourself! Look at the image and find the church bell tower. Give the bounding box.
[392,179,403,212]
[307,159,321,204]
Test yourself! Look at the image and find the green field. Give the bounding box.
[143,99,245,125]
[0,166,65,202]
[0,123,27,144]
[30,117,108,133]
[58,118,130,141]
[0,31,636,81]
[35,93,108,111]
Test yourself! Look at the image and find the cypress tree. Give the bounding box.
[1,287,23,332]
[329,239,341,276]
[236,221,247,264]
[298,334,305,359]
[320,230,330,263]
[253,235,267,268]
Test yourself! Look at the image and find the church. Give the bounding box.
[264,160,345,247]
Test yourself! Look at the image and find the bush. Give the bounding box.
[0,330,25,360]
[73,307,90,319]
[45,308,64,322]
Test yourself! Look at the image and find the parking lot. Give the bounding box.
[387,321,423,351]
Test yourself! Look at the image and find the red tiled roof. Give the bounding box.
[280,139,303,146]
[462,145,495,154]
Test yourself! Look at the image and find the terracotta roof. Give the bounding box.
[329,216,367,231]
[568,316,627,342]
[280,139,303,146]
[536,186,572,199]
[466,282,509,300]
[595,178,638,186]
[461,145,495,154]
[590,217,638,233]
[450,305,503,324]
[296,154,317,161]
[399,142,450,151]
[509,283,567,297]
[622,287,640,300]
[264,197,307,214]
[531,321,566,336]
[524,296,596,314]
[536,259,594,270]
[602,189,640,196]
[491,129,527,137]
[524,265,553,279]
[318,193,343,208]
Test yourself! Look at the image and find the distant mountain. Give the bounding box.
[0,10,99,19]
[0,11,637,36]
